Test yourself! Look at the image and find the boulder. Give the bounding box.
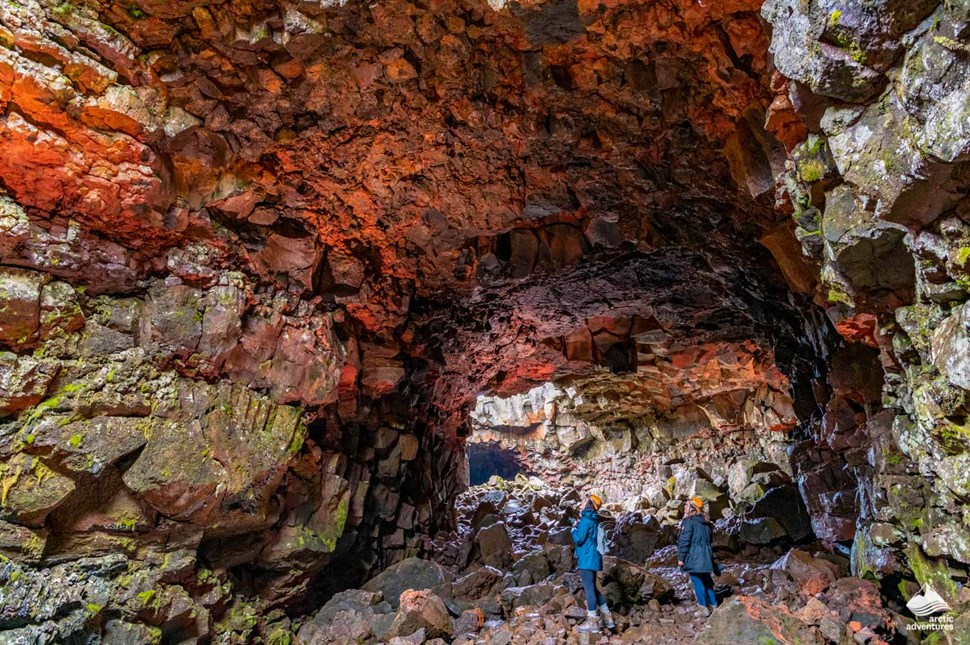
[0,453,75,527]
[296,589,393,645]
[254,232,321,291]
[448,565,505,600]
[37,416,148,476]
[476,522,513,570]
[694,596,823,644]
[851,527,900,578]
[544,544,575,573]
[762,0,936,103]
[797,464,858,543]
[727,459,781,497]
[511,550,550,585]
[261,464,351,567]
[0,268,46,348]
[123,383,304,527]
[102,619,165,645]
[921,520,970,565]
[771,549,839,597]
[711,518,740,553]
[548,526,573,546]
[600,557,673,609]
[500,583,556,611]
[739,517,789,545]
[362,558,452,610]
[823,577,892,632]
[734,468,790,505]
[388,629,427,645]
[439,565,507,617]
[452,608,484,636]
[95,297,142,334]
[78,322,136,357]
[609,513,665,563]
[0,520,47,564]
[555,422,593,453]
[671,465,713,499]
[382,590,453,641]
[795,597,843,643]
[38,281,84,339]
[197,285,244,366]
[0,353,58,417]
[360,344,405,398]
[932,301,970,391]
[265,324,343,406]
[138,284,203,353]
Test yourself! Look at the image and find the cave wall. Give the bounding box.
[763,0,970,609]
[0,257,463,641]
[467,341,799,501]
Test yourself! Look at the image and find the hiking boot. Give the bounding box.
[694,605,713,619]
[576,617,601,633]
[599,604,616,631]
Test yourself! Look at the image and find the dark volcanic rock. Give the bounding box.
[362,557,453,610]
[747,485,815,543]
[693,596,823,645]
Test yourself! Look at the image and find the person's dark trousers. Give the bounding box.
[579,569,606,610]
[689,573,718,607]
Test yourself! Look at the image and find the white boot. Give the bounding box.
[599,604,616,631]
[576,610,601,633]
[694,604,713,618]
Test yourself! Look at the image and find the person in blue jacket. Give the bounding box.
[677,496,720,618]
[572,492,615,633]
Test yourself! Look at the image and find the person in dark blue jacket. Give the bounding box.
[677,496,719,618]
[572,493,615,633]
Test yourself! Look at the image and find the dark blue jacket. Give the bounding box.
[572,507,602,571]
[677,514,717,574]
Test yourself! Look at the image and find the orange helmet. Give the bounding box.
[589,494,603,510]
[689,497,704,510]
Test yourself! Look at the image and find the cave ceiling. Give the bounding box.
[0,0,816,430]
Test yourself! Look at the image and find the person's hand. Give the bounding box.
[678,560,684,566]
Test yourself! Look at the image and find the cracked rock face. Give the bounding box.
[0,0,969,641]
[765,0,970,623]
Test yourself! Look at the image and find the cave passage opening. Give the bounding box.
[467,441,528,485]
[460,336,831,536]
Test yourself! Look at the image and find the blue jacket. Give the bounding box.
[677,514,717,574]
[572,507,602,571]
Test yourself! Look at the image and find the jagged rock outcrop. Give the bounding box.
[466,340,799,504]
[763,0,970,629]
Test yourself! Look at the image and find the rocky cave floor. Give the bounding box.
[296,475,903,645]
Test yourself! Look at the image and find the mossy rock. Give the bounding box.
[904,544,962,606]
[0,453,75,528]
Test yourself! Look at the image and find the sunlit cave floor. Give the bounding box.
[296,475,908,644]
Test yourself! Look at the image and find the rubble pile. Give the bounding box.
[295,474,912,644]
